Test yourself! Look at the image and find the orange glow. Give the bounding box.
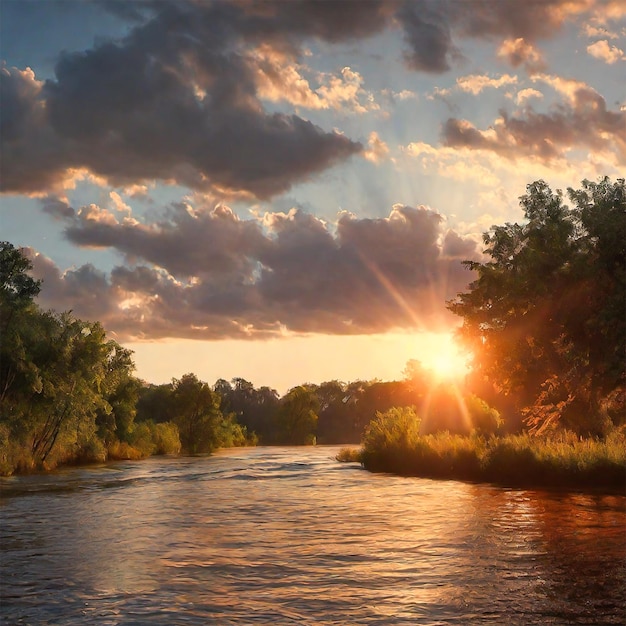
[419,332,471,382]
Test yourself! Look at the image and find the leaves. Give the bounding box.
[448,177,626,435]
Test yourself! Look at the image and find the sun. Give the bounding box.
[422,332,471,382]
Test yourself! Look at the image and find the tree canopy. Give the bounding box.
[448,177,625,435]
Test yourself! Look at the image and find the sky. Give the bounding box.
[1,0,625,393]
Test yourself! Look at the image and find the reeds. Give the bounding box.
[344,407,626,492]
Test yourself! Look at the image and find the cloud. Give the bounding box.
[583,24,619,39]
[398,1,459,73]
[442,83,626,164]
[109,191,132,215]
[41,196,75,220]
[0,0,601,199]
[402,136,622,206]
[515,87,544,105]
[586,39,626,63]
[455,73,518,95]
[28,202,480,340]
[363,132,390,163]
[1,0,612,200]
[497,38,546,73]
[452,0,592,40]
[27,250,118,322]
[404,142,501,186]
[0,2,365,198]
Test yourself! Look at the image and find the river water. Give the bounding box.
[1,446,625,625]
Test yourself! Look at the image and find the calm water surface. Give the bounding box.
[1,446,625,625]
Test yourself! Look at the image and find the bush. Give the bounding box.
[129,422,157,457]
[107,440,145,460]
[152,421,181,455]
[336,447,362,463]
[357,407,626,491]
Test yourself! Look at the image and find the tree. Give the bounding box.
[448,177,625,436]
[0,241,41,335]
[275,385,319,445]
[95,344,140,445]
[172,373,224,454]
[214,378,279,443]
[172,373,248,453]
[136,382,177,424]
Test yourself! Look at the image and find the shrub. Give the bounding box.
[152,421,181,455]
[336,447,362,463]
[129,422,157,457]
[107,440,145,460]
[357,409,626,491]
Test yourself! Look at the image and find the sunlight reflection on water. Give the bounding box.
[1,446,625,625]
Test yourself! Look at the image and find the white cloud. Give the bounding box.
[315,66,380,113]
[515,88,544,105]
[456,73,518,95]
[363,132,390,163]
[586,40,626,64]
[497,38,545,73]
[583,24,619,39]
[109,191,132,215]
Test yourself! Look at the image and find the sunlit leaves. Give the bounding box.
[448,177,626,435]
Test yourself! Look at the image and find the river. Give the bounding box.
[1,446,624,625]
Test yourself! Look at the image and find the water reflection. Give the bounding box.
[1,447,624,625]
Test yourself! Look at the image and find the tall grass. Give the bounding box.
[344,407,626,491]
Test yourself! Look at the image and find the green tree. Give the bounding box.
[172,373,224,453]
[95,344,140,445]
[448,177,625,436]
[275,385,319,445]
[214,377,279,444]
[0,241,41,335]
[136,382,177,424]
[172,373,250,453]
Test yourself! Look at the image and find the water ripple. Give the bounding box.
[1,446,625,625]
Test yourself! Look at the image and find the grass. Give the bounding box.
[337,408,626,493]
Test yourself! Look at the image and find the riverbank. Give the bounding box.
[337,429,626,493]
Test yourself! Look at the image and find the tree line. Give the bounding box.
[1,177,623,475]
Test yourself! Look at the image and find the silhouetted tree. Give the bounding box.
[449,177,625,435]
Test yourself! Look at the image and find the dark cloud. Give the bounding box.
[442,85,626,163]
[1,0,601,197]
[451,0,581,41]
[1,1,363,197]
[398,1,459,73]
[41,197,75,220]
[441,230,479,258]
[28,251,117,322]
[98,0,158,23]
[29,203,479,340]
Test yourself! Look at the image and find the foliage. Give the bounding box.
[151,421,182,455]
[213,377,279,444]
[0,242,186,474]
[0,241,41,335]
[448,177,626,436]
[274,385,319,445]
[169,373,250,454]
[464,393,502,435]
[336,447,362,463]
[358,408,626,491]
